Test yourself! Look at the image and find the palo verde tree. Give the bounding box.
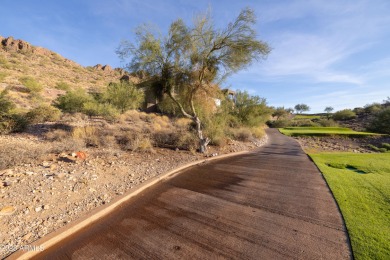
[117,8,270,153]
[272,106,291,120]
[324,106,334,119]
[294,103,310,114]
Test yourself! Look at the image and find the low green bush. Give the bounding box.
[267,119,292,128]
[19,76,43,93]
[0,114,29,134]
[104,81,144,113]
[55,81,71,91]
[53,89,93,113]
[368,107,390,134]
[333,109,356,121]
[26,105,62,124]
[82,101,119,121]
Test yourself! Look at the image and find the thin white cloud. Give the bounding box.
[250,0,390,86]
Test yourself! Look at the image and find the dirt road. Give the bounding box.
[21,129,352,259]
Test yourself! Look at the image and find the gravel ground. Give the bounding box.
[0,134,268,258]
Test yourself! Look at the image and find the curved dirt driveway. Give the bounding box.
[25,129,352,259]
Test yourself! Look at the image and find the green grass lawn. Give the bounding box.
[279,127,378,137]
[310,153,390,259]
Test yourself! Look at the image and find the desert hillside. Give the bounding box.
[0,36,130,109]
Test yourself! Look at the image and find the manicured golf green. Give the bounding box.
[310,153,390,259]
[279,127,378,137]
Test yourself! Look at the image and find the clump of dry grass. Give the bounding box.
[116,130,153,152]
[231,127,253,142]
[250,126,266,139]
[174,118,192,129]
[0,140,49,170]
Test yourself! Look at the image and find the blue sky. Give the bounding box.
[1,0,389,112]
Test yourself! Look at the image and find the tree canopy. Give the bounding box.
[117,8,270,152]
[294,104,310,114]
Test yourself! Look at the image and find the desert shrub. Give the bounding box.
[317,119,339,127]
[158,98,182,115]
[368,107,390,134]
[46,126,116,150]
[174,117,192,129]
[44,129,70,141]
[364,103,382,114]
[149,115,171,132]
[60,112,89,123]
[55,81,71,91]
[0,71,7,82]
[178,131,198,152]
[204,122,227,146]
[369,107,390,134]
[231,127,252,142]
[292,119,319,127]
[250,126,265,139]
[153,128,197,151]
[231,91,272,127]
[153,130,178,147]
[72,126,100,147]
[0,114,29,134]
[382,143,390,150]
[19,76,43,93]
[267,119,292,128]
[103,81,144,113]
[53,89,93,113]
[0,90,15,117]
[0,141,49,170]
[116,131,153,152]
[353,107,365,115]
[119,110,142,123]
[137,136,154,152]
[26,105,61,123]
[0,90,26,133]
[333,109,356,121]
[49,139,85,153]
[82,101,119,121]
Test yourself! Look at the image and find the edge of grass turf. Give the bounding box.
[307,153,356,260]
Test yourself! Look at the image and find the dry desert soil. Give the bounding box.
[0,133,267,258]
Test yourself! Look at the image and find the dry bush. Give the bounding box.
[0,140,49,170]
[118,110,142,123]
[60,112,89,123]
[153,130,178,148]
[250,126,265,139]
[137,137,154,152]
[26,105,62,124]
[177,131,198,152]
[116,131,153,152]
[49,139,85,153]
[139,112,157,122]
[174,118,192,129]
[44,129,70,141]
[72,126,100,147]
[152,116,171,130]
[231,127,253,142]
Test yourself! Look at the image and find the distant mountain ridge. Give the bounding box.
[0,35,132,109]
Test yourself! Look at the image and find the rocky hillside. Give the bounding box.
[0,36,131,109]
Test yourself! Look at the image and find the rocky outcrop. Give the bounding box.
[115,68,126,75]
[102,65,112,71]
[93,64,115,72]
[32,46,52,56]
[1,36,32,52]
